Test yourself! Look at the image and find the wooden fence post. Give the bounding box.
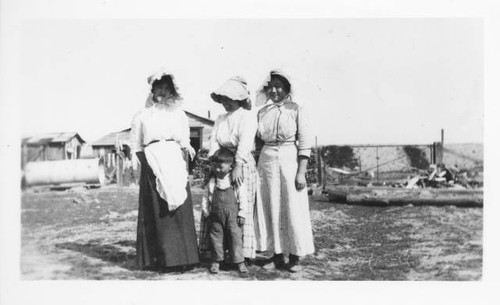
[116,154,123,186]
[317,146,323,186]
[433,142,443,164]
[22,144,28,170]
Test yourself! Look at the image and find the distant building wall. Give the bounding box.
[21,133,85,170]
[186,114,213,150]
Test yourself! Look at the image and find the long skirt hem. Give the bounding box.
[136,160,199,269]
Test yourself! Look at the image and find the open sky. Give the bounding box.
[18,18,482,145]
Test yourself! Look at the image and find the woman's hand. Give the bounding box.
[232,162,244,186]
[295,172,307,191]
[184,145,196,160]
[295,156,309,191]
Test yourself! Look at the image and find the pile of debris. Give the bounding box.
[404,163,482,190]
[324,163,482,190]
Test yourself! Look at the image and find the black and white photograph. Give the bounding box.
[1,0,499,304]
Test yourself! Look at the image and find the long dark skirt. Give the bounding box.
[136,158,199,269]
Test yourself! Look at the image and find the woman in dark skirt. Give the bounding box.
[131,68,199,270]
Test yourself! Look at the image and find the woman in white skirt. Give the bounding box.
[255,70,315,272]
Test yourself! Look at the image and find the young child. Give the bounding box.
[201,147,248,274]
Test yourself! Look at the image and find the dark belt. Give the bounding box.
[146,139,174,147]
[264,140,296,146]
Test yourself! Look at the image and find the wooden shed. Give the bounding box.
[21,132,86,170]
[185,111,215,153]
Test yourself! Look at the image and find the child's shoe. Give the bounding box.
[209,262,220,274]
[237,262,248,273]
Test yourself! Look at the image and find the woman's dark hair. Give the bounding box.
[151,75,179,97]
[270,73,291,94]
[210,93,251,110]
[211,147,235,165]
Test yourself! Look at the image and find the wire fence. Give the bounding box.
[188,142,483,188]
[309,144,439,187]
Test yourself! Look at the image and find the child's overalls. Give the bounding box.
[209,184,243,264]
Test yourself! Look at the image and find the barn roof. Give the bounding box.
[185,111,214,125]
[91,111,214,147]
[92,129,131,147]
[22,132,85,145]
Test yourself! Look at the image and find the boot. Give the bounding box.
[237,262,248,273]
[262,253,285,270]
[209,262,220,274]
[288,254,302,273]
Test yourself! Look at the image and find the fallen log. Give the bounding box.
[326,186,483,207]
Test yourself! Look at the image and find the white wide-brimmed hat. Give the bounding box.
[211,76,252,110]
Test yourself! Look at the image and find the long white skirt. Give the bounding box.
[256,144,315,256]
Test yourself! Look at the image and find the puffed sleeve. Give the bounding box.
[235,109,257,164]
[130,110,144,154]
[208,115,222,157]
[178,110,191,148]
[296,104,312,158]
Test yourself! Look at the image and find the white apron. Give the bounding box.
[144,140,187,211]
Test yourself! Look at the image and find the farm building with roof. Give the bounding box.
[21,132,86,169]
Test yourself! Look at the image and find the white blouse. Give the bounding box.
[257,100,312,158]
[208,107,257,164]
[130,104,191,154]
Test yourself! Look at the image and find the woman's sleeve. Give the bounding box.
[235,110,257,164]
[208,116,221,157]
[297,104,312,158]
[178,110,191,148]
[201,179,214,212]
[130,110,144,154]
[236,182,248,218]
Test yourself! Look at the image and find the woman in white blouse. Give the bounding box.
[255,70,315,273]
[198,76,265,264]
[130,69,199,271]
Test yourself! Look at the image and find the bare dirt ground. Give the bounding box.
[21,184,482,280]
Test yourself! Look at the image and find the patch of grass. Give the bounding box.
[21,185,482,280]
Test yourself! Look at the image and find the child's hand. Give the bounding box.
[237,216,245,226]
[202,208,210,218]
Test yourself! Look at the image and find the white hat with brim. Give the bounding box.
[211,76,252,110]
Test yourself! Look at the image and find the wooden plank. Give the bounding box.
[326,186,483,207]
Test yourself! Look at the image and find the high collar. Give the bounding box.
[224,106,244,116]
[270,95,292,108]
[152,100,181,111]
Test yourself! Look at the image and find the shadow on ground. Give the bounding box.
[57,239,135,264]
